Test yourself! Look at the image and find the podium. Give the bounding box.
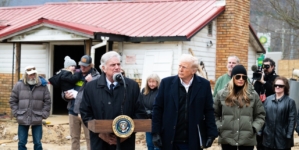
[88,119,152,133]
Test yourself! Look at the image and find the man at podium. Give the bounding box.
[80,51,147,150]
[152,54,218,150]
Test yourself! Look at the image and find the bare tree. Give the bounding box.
[0,0,10,6]
[251,0,299,59]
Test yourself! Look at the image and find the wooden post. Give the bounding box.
[88,119,151,133]
[14,43,21,84]
[84,39,92,56]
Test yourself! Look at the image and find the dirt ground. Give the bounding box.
[1,115,299,150]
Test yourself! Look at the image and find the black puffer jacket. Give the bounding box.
[139,88,158,118]
[60,69,82,91]
[263,94,297,149]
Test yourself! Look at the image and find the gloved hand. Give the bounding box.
[152,133,162,149]
[205,137,214,148]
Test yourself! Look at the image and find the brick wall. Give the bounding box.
[216,0,251,79]
[0,73,14,115]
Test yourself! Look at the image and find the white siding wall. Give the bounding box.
[21,44,48,77]
[118,42,179,81]
[248,43,258,80]
[0,43,48,78]
[0,43,14,73]
[182,20,217,81]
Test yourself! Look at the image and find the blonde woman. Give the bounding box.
[214,65,265,150]
[139,73,161,150]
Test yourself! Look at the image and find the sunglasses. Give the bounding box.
[234,75,247,80]
[274,84,285,88]
[263,64,270,69]
[26,67,36,71]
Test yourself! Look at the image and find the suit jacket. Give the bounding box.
[152,75,218,150]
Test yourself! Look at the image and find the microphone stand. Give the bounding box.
[116,74,127,150]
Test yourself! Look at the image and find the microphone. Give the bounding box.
[251,65,258,72]
[112,72,127,150]
[113,73,123,82]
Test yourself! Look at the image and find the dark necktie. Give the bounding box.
[110,84,114,93]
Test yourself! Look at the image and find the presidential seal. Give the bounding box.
[112,115,135,138]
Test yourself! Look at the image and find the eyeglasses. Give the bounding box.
[263,64,270,69]
[274,84,285,88]
[234,75,247,80]
[26,67,36,71]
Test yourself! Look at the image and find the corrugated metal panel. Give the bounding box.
[20,44,48,77]
[0,6,38,26]
[0,44,48,77]
[0,43,14,73]
[0,0,225,39]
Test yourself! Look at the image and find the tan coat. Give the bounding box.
[213,83,265,146]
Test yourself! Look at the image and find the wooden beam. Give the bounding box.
[14,43,21,84]
[84,39,92,55]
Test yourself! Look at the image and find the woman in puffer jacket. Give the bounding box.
[214,65,265,150]
[138,73,160,150]
[263,76,296,150]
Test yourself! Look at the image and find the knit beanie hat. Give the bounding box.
[64,56,76,68]
[231,65,247,78]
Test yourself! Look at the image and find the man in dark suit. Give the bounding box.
[152,54,218,150]
[80,51,146,150]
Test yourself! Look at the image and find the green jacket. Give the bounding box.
[213,73,231,98]
[213,83,265,146]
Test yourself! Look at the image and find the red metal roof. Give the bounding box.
[0,6,38,27]
[0,0,225,40]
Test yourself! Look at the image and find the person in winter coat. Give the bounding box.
[253,57,279,150]
[63,55,100,150]
[80,51,147,150]
[213,56,240,98]
[152,54,218,150]
[263,76,296,150]
[9,66,51,150]
[139,73,161,150]
[214,65,265,150]
[59,56,81,96]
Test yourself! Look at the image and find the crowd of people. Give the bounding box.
[8,51,299,150]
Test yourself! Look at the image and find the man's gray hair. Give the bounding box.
[179,54,198,71]
[228,55,240,64]
[100,51,121,69]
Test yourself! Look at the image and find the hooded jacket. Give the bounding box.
[214,83,265,146]
[9,77,51,125]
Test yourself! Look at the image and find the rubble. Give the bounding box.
[3,117,299,150]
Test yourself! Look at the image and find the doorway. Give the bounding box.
[94,42,112,73]
[52,45,84,114]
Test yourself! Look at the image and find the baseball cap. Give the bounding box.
[25,66,37,75]
[79,55,92,67]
